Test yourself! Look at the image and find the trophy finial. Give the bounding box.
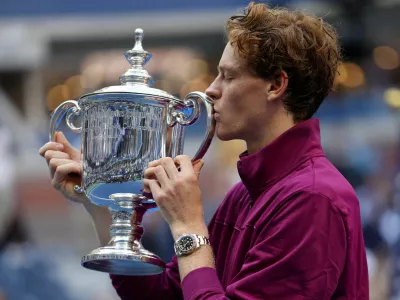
[120,28,153,86]
[133,28,144,51]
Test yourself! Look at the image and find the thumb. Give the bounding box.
[55,132,76,154]
[193,160,204,176]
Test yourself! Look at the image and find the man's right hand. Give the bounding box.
[39,131,87,204]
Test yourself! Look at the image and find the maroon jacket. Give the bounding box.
[111,118,369,299]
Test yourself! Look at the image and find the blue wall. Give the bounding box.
[1,0,294,17]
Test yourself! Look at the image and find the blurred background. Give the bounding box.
[0,0,400,299]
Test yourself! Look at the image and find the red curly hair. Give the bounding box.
[226,2,342,122]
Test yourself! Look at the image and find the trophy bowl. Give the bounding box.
[49,28,215,275]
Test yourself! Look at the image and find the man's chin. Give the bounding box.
[216,128,236,141]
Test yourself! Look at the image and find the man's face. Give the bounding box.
[206,43,270,142]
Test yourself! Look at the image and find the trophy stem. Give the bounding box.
[81,193,165,275]
[108,194,146,251]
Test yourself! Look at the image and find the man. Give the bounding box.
[39,2,369,299]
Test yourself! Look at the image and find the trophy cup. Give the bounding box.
[49,28,215,275]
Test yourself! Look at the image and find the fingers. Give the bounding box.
[39,142,64,157]
[49,158,80,178]
[147,157,178,179]
[55,132,80,157]
[143,179,163,202]
[143,178,151,193]
[55,131,71,148]
[52,162,82,188]
[144,156,203,195]
[174,155,195,175]
[143,178,154,193]
[147,156,203,178]
[192,160,204,177]
[148,158,164,168]
[145,166,169,187]
[44,150,70,163]
[40,132,81,165]
[144,167,156,180]
[160,157,179,179]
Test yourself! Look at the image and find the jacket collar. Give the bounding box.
[237,118,325,200]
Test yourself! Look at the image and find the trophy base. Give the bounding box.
[81,246,166,276]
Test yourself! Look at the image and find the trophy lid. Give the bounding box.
[80,28,178,102]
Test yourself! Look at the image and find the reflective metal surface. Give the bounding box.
[48,28,215,275]
[79,96,184,206]
[81,193,165,275]
[81,28,177,102]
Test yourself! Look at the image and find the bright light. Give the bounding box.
[384,88,400,108]
[335,63,348,85]
[339,62,365,88]
[64,75,83,99]
[47,85,69,110]
[373,46,399,70]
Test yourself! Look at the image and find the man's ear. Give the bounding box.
[266,70,288,102]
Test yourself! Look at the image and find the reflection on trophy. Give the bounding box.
[49,28,215,275]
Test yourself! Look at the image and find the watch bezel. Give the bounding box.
[174,234,199,256]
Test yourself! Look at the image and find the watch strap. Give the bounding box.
[197,234,210,247]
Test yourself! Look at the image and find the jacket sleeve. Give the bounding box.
[180,191,347,300]
[110,255,182,300]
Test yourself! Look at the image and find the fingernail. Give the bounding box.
[56,143,64,150]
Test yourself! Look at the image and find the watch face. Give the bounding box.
[177,235,195,253]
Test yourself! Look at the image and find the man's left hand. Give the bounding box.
[143,155,207,237]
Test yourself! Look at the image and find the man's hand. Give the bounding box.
[40,132,112,246]
[143,155,207,238]
[39,131,87,204]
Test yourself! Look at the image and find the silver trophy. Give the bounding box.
[49,28,215,275]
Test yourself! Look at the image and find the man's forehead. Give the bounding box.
[218,43,245,71]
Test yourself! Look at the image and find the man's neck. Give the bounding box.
[245,114,295,154]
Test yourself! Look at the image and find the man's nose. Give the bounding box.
[205,80,221,101]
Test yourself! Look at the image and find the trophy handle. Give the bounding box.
[49,100,84,194]
[170,91,216,162]
[49,100,82,141]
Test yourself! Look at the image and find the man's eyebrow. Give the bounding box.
[217,65,238,73]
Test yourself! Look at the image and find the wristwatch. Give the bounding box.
[174,233,210,257]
